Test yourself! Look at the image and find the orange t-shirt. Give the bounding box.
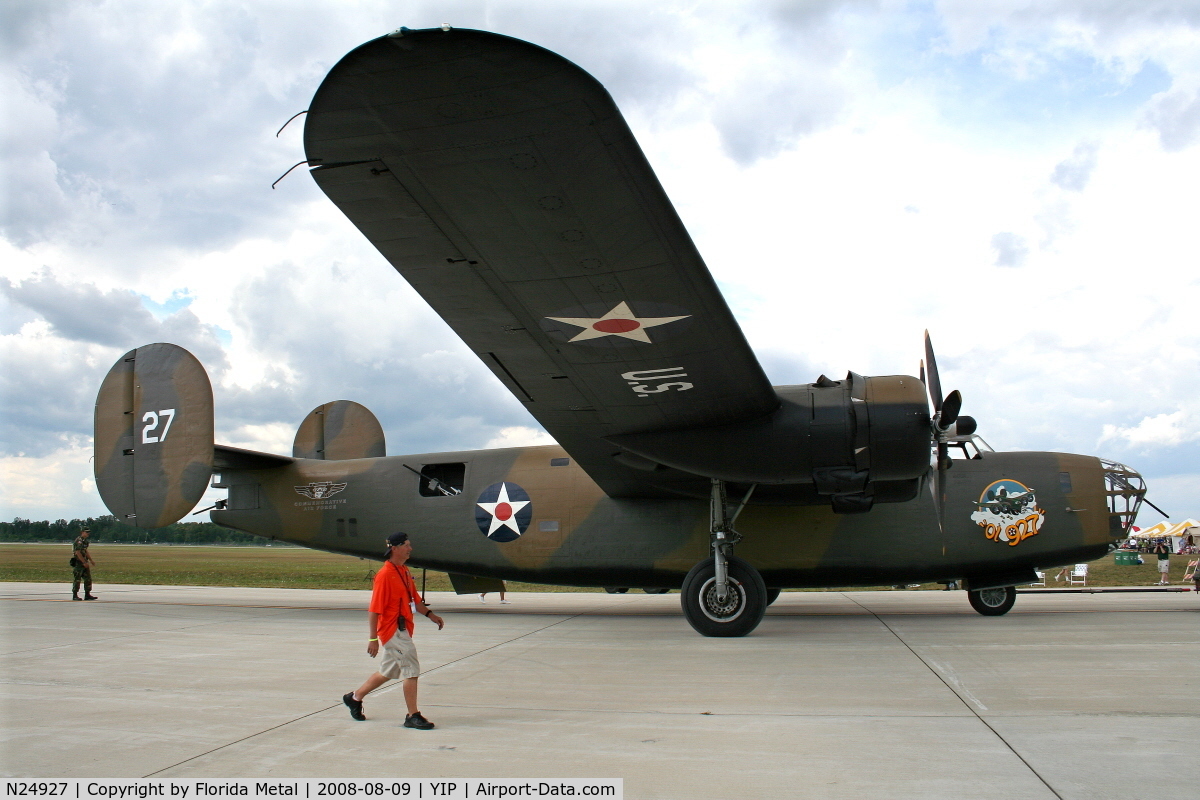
[369,562,418,643]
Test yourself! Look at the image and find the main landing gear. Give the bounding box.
[681,480,767,637]
[967,585,1016,616]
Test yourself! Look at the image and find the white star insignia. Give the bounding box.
[545,301,690,343]
[476,483,531,537]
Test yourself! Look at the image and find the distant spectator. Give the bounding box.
[1153,540,1171,585]
[71,527,97,600]
[480,586,509,604]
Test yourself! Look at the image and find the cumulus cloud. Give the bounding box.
[0,441,107,519]
[1051,141,1099,190]
[484,426,558,449]
[0,271,229,459]
[706,8,856,164]
[1145,88,1200,151]
[1099,411,1199,448]
[990,232,1029,267]
[1,270,226,360]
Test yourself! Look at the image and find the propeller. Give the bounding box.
[921,331,976,537]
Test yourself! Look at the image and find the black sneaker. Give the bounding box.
[403,712,434,730]
[343,692,365,721]
[72,594,81,601]
[84,594,98,600]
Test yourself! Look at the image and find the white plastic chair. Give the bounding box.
[1066,563,1088,585]
[1030,571,1046,586]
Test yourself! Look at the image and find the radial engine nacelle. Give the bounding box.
[607,372,932,513]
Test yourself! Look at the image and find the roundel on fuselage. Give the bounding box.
[474,482,532,542]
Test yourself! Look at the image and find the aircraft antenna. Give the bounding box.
[271,160,310,190]
[275,110,308,137]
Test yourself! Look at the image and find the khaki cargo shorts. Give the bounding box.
[378,628,420,679]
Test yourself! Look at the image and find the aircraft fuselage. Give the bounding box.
[210,443,1119,589]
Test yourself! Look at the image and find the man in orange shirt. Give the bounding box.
[343,532,444,729]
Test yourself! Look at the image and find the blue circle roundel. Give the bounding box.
[474,482,533,542]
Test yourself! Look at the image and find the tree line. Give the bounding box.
[1,516,274,545]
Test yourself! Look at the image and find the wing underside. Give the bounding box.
[304,29,779,497]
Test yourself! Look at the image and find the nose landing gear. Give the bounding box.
[681,480,767,637]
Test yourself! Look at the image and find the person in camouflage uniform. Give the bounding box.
[72,527,97,600]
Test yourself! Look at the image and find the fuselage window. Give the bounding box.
[1059,472,1072,494]
[418,462,466,497]
[550,457,570,467]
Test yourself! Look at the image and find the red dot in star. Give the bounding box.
[494,502,512,521]
[593,318,641,333]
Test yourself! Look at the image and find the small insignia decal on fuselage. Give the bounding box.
[294,481,348,499]
[971,479,1045,546]
[475,482,533,543]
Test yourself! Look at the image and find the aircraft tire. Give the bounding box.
[967,585,1016,616]
[603,587,628,594]
[642,587,670,594]
[766,587,782,606]
[680,555,767,637]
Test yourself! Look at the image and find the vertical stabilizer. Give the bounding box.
[94,343,214,528]
[293,400,386,460]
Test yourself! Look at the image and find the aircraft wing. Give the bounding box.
[304,28,778,497]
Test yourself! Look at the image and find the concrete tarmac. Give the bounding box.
[2,582,1196,799]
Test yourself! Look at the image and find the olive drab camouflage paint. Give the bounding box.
[94,343,214,529]
[293,400,387,461]
[92,29,1149,636]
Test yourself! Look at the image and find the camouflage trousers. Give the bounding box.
[72,565,92,594]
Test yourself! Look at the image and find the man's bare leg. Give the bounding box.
[402,677,419,714]
[354,672,389,701]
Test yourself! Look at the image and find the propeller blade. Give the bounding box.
[924,330,943,412]
[940,389,962,430]
[935,440,950,538]
[919,360,926,386]
[929,477,944,534]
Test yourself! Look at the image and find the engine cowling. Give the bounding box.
[606,373,931,512]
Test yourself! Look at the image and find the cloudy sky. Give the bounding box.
[3,0,1200,525]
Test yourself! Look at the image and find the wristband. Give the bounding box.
[368,637,378,641]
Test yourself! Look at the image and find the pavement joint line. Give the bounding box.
[415,702,979,719]
[138,600,632,777]
[842,592,1065,800]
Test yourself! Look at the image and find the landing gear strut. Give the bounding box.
[681,480,767,637]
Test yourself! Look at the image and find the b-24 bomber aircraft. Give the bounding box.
[94,27,1148,636]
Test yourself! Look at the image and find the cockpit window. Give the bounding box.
[946,434,994,460]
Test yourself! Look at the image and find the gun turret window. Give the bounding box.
[418,463,466,497]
